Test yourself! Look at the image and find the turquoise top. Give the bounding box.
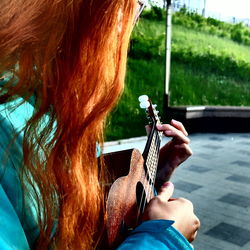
[0,82,192,249]
[0,98,38,249]
[118,220,193,250]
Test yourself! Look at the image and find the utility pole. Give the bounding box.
[164,0,172,110]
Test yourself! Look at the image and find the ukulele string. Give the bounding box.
[140,131,161,216]
[145,129,162,203]
[147,130,162,199]
[135,132,155,224]
[135,155,151,225]
[136,131,157,223]
[152,130,162,189]
[143,132,157,199]
[136,97,163,223]
[139,130,162,217]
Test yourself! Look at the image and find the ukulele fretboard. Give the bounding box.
[145,130,162,183]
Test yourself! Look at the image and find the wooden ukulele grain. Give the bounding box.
[105,148,154,247]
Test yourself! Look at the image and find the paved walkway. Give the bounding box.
[104,133,250,250]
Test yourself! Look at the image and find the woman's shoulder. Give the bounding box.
[0,184,30,250]
[0,111,31,249]
[0,101,38,249]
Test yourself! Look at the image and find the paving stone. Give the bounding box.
[209,136,226,141]
[237,141,250,146]
[218,193,250,208]
[230,160,250,167]
[193,238,222,250]
[174,180,202,193]
[205,222,250,246]
[186,165,211,173]
[198,153,213,159]
[194,234,240,250]
[239,134,250,138]
[243,242,250,250]
[202,144,222,150]
[238,150,250,156]
[226,175,250,184]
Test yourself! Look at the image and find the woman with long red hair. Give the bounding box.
[0,0,199,249]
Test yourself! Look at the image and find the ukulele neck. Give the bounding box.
[142,124,162,186]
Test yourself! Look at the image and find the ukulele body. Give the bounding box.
[104,95,162,248]
[104,148,154,248]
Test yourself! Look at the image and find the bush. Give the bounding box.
[207,17,221,27]
[141,6,165,21]
[209,26,218,35]
[243,36,250,46]
[219,31,228,38]
[189,11,204,25]
[172,9,250,47]
[231,29,243,43]
[129,34,165,59]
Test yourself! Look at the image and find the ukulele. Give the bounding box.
[105,95,163,248]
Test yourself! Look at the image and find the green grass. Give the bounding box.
[132,20,250,63]
[105,58,165,141]
[170,61,250,106]
[105,17,250,141]
[172,25,250,62]
[134,19,165,36]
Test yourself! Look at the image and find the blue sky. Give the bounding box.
[148,0,250,20]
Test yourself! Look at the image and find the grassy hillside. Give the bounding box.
[105,10,250,141]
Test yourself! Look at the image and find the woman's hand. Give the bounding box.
[143,182,200,243]
[155,119,192,189]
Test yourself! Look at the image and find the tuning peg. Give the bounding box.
[152,104,157,109]
[140,101,150,109]
[138,95,148,102]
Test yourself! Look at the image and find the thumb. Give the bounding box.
[157,182,174,202]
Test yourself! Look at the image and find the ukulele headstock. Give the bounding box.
[138,95,161,127]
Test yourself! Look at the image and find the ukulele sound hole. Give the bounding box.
[136,182,147,214]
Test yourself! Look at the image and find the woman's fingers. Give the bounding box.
[157,124,190,144]
[144,191,200,243]
[171,198,200,243]
[157,182,174,202]
[170,119,188,136]
[189,215,201,242]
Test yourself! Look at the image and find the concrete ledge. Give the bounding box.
[167,106,250,133]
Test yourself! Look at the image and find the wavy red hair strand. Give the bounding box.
[0,0,137,248]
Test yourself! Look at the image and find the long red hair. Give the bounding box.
[0,0,136,248]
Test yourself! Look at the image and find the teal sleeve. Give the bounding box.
[0,100,39,249]
[117,220,193,250]
[0,185,30,250]
[0,116,31,249]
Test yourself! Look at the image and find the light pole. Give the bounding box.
[164,0,172,109]
[202,0,206,17]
